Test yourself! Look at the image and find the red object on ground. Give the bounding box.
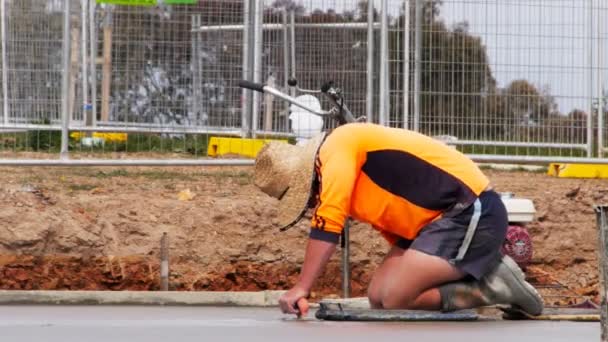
[502,225,533,267]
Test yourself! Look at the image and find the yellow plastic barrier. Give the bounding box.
[548,163,608,178]
[207,137,288,158]
[70,132,128,143]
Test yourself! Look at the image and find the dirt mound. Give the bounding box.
[0,166,605,305]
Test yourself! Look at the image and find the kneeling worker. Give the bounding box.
[253,123,543,317]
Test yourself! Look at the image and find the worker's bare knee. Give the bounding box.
[377,284,419,310]
[368,283,418,310]
[367,284,384,309]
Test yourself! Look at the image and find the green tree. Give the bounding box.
[387,0,497,138]
[356,0,379,22]
[502,80,557,124]
[486,80,560,142]
[271,0,305,16]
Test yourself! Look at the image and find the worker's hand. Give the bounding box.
[279,286,310,317]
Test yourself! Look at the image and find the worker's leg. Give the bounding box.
[367,247,543,315]
[367,246,465,310]
[368,190,542,315]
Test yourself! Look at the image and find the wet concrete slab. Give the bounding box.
[0,305,600,342]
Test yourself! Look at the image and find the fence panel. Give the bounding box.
[410,0,597,158]
[0,0,607,163]
[252,0,371,140]
[94,1,245,130]
[72,1,246,158]
[0,0,84,156]
[6,0,65,126]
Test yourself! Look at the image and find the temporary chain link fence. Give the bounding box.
[0,0,607,165]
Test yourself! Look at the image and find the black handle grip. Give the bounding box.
[321,81,334,93]
[238,80,265,93]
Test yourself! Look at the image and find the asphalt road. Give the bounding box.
[0,306,600,342]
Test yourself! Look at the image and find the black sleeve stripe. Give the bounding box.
[362,149,475,211]
[309,229,340,244]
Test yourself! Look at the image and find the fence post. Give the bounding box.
[1,0,8,126]
[241,0,253,138]
[587,0,594,157]
[100,7,113,124]
[282,8,289,92]
[263,75,275,132]
[191,15,202,126]
[60,0,72,160]
[68,12,80,129]
[366,0,374,123]
[596,205,608,342]
[403,0,410,130]
[378,0,389,126]
[597,0,604,158]
[89,0,97,127]
[413,0,422,132]
[251,0,263,137]
[289,10,296,98]
[81,0,90,127]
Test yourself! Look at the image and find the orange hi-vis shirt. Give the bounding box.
[309,123,490,244]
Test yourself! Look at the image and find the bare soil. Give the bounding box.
[0,166,605,305]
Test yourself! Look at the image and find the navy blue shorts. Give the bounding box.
[395,190,508,280]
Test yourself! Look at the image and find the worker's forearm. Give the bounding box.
[295,238,337,293]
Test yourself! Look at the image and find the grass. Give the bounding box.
[2,130,591,158]
[69,168,252,183]
[136,170,197,181]
[19,174,44,184]
[4,128,593,172]
[93,169,130,178]
[457,144,588,158]
[57,169,251,192]
[68,183,97,192]
[0,132,212,156]
[236,177,251,186]
[92,169,195,181]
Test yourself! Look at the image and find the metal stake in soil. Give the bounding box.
[595,205,608,342]
[160,232,169,291]
[341,220,351,298]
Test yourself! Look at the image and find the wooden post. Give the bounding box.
[68,15,80,123]
[263,75,275,132]
[160,232,169,291]
[100,9,113,123]
[191,15,202,125]
[596,205,608,342]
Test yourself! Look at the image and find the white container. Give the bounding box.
[500,193,536,224]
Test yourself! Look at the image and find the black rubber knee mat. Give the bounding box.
[500,307,600,321]
[315,308,479,321]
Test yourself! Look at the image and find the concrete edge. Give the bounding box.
[0,290,296,307]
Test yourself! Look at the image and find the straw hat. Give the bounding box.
[254,133,327,231]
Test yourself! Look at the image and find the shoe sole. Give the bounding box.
[500,255,544,316]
